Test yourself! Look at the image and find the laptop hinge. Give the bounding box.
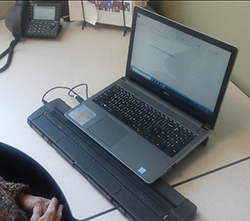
[202,124,211,131]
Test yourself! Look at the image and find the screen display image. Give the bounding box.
[130,13,231,116]
[33,6,56,20]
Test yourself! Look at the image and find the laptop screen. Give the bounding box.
[126,7,237,129]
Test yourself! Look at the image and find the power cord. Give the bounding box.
[42,83,89,104]
[67,83,89,103]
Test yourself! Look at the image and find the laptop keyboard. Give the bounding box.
[93,85,197,157]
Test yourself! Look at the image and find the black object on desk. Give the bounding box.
[0,142,72,221]
[1,1,62,73]
[27,98,197,221]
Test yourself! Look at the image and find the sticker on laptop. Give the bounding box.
[138,167,147,175]
[68,105,96,125]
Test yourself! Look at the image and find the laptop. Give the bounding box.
[28,98,197,221]
[65,6,238,184]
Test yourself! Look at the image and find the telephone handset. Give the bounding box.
[0,1,62,73]
[9,0,29,39]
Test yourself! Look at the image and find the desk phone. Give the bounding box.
[25,3,61,38]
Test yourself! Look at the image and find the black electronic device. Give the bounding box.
[5,1,62,39]
[1,1,62,73]
[24,2,61,38]
[28,98,197,221]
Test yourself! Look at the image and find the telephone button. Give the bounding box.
[49,23,56,29]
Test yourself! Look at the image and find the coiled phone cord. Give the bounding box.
[0,38,19,73]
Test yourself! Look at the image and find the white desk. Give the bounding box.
[1,20,250,221]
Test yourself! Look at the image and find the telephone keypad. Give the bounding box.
[25,3,61,38]
[25,20,59,37]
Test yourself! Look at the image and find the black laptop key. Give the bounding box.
[93,85,197,157]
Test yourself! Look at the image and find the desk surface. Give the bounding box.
[1,20,250,221]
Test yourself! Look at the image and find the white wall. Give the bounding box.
[0,1,15,20]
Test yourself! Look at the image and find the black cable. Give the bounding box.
[0,38,19,73]
[68,83,89,99]
[171,155,250,188]
[42,86,72,104]
[41,84,89,104]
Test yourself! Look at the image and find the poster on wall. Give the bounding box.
[68,0,148,27]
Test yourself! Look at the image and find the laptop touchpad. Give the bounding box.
[88,116,129,147]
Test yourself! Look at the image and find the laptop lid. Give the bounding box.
[126,6,238,130]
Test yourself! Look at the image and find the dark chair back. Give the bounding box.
[0,142,75,220]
